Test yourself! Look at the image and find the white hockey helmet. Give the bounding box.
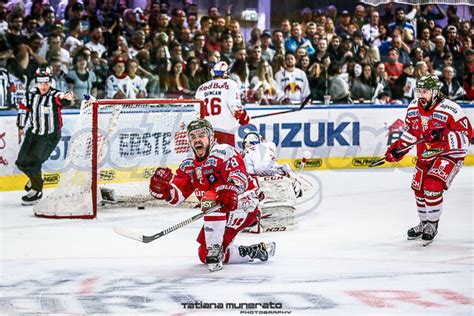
[242,132,263,149]
[210,61,229,78]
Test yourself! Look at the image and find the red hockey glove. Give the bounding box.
[385,141,406,162]
[215,183,239,213]
[201,190,218,211]
[422,127,448,143]
[149,167,173,200]
[235,109,250,125]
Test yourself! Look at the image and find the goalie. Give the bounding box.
[241,132,303,198]
[149,119,275,272]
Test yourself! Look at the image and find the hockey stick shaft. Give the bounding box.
[251,94,312,119]
[114,204,222,243]
[369,138,425,167]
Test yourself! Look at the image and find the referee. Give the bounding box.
[16,66,74,205]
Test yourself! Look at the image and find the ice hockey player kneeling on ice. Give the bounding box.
[242,132,302,197]
[384,74,472,246]
[149,119,275,271]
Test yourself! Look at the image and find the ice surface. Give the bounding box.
[1,168,473,315]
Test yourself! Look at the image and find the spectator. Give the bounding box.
[166,61,191,96]
[249,59,283,105]
[37,8,55,37]
[220,34,234,66]
[229,55,250,103]
[417,4,446,26]
[274,52,310,103]
[86,26,106,58]
[64,18,84,55]
[305,22,317,40]
[361,10,380,46]
[105,56,135,99]
[328,35,344,62]
[431,35,450,70]
[280,18,291,39]
[260,30,275,63]
[248,45,262,79]
[127,59,148,98]
[180,27,193,59]
[128,30,147,58]
[50,57,68,93]
[7,13,28,48]
[327,62,350,103]
[298,55,311,74]
[324,18,336,43]
[270,29,284,52]
[391,61,416,102]
[445,25,462,61]
[384,47,404,89]
[307,62,328,102]
[414,27,435,52]
[192,32,208,65]
[285,22,315,59]
[388,8,416,39]
[247,28,261,49]
[66,53,98,107]
[185,56,205,93]
[434,53,457,78]
[414,60,429,79]
[440,66,465,101]
[23,15,40,38]
[335,10,351,38]
[374,61,392,98]
[353,5,367,29]
[232,31,246,51]
[271,52,285,76]
[39,32,71,73]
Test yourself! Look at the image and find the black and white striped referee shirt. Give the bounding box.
[17,87,70,135]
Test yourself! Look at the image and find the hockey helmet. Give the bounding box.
[416,74,442,90]
[242,132,263,149]
[187,119,215,141]
[210,61,229,78]
[35,65,52,83]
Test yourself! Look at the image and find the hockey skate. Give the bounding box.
[206,244,224,272]
[422,221,438,246]
[21,190,43,206]
[239,242,276,262]
[24,180,32,192]
[407,221,426,240]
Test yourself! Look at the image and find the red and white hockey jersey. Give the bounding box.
[166,143,256,206]
[401,98,472,162]
[194,78,244,134]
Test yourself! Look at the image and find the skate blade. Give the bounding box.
[407,236,422,240]
[266,242,276,259]
[207,262,223,272]
[422,239,434,247]
[21,200,41,206]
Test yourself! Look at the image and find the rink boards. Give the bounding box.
[0,104,473,191]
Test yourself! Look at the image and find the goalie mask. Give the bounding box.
[187,119,215,160]
[210,61,229,78]
[416,74,442,109]
[242,132,263,149]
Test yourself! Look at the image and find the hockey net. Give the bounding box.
[33,98,202,219]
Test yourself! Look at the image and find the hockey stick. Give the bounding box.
[251,94,312,119]
[113,203,222,243]
[369,138,425,167]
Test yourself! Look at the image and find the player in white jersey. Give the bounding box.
[195,61,250,147]
[241,132,302,197]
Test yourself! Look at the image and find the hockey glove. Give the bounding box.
[149,167,173,200]
[215,183,240,213]
[201,190,218,211]
[385,141,406,162]
[422,127,448,143]
[235,109,250,125]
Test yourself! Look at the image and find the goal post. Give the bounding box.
[33,98,203,219]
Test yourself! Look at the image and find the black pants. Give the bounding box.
[15,130,61,192]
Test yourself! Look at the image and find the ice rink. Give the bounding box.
[1,167,473,315]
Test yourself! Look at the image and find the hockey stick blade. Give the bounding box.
[113,204,222,243]
[251,94,312,119]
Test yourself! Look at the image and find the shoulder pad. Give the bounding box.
[210,143,238,160]
[178,158,194,171]
[435,99,464,121]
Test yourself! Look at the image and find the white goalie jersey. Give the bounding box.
[242,141,293,177]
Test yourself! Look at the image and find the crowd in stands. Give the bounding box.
[0,0,473,109]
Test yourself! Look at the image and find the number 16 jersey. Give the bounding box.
[195,78,243,134]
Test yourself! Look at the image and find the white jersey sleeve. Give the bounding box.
[243,142,278,176]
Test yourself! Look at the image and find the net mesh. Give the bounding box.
[33,99,199,218]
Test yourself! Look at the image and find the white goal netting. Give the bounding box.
[33,98,201,218]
